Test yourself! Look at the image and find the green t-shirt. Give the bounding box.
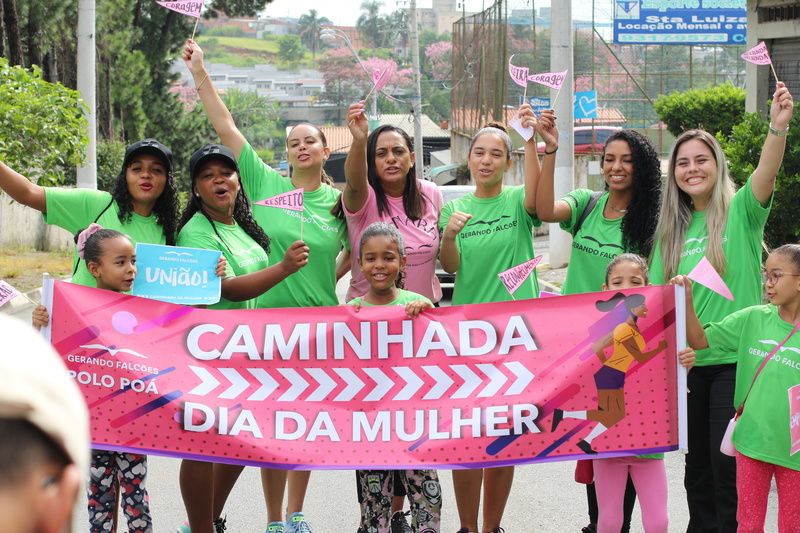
[650,177,770,366]
[705,304,800,471]
[347,289,431,307]
[238,142,347,308]
[438,185,541,305]
[560,190,624,295]
[42,188,167,288]
[177,212,269,310]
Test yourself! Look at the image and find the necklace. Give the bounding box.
[608,204,628,214]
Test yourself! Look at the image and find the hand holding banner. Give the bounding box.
[686,256,734,301]
[498,256,542,296]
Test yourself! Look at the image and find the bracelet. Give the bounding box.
[196,73,210,91]
[769,122,789,137]
[544,145,558,155]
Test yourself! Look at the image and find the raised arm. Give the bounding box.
[221,240,308,301]
[751,81,794,206]
[182,40,246,158]
[533,110,572,223]
[342,101,370,213]
[519,106,558,215]
[0,161,47,212]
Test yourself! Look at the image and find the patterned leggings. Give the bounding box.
[87,449,152,533]
[736,452,800,533]
[357,469,441,533]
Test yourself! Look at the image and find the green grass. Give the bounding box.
[197,36,281,54]
[196,35,314,67]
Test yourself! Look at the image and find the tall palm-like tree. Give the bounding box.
[356,0,386,49]
[297,9,331,59]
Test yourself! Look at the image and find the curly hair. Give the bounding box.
[602,130,662,257]
[177,168,271,256]
[110,167,179,246]
[366,125,426,220]
[359,221,406,289]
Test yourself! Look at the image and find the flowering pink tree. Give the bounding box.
[425,41,452,82]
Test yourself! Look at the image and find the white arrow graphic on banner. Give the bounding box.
[187,366,221,396]
[246,368,279,401]
[363,368,394,401]
[392,366,425,401]
[450,365,482,399]
[277,368,309,401]
[305,368,338,401]
[218,368,250,399]
[503,361,535,395]
[422,366,455,400]
[333,368,365,401]
[476,363,508,397]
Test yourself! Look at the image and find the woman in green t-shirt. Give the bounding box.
[437,106,550,533]
[177,143,309,533]
[650,81,794,531]
[0,138,179,288]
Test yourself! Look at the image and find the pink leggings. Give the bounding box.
[593,456,668,533]
[736,452,800,533]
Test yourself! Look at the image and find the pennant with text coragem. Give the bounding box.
[157,1,203,40]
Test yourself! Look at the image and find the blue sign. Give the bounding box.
[133,243,222,305]
[521,96,551,115]
[613,0,747,45]
[574,90,598,120]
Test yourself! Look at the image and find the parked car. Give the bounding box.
[536,126,622,154]
[435,185,476,290]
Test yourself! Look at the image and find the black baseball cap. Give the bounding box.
[123,138,173,173]
[189,143,240,180]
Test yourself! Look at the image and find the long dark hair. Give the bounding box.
[110,166,179,246]
[177,163,271,255]
[596,292,646,322]
[366,125,425,220]
[601,130,662,257]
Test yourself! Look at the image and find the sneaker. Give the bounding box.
[581,524,597,533]
[488,528,505,533]
[285,512,313,533]
[177,523,191,533]
[267,522,286,533]
[391,511,412,533]
[214,516,227,533]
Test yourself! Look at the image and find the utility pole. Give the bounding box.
[76,0,97,189]
[409,0,424,181]
[549,3,574,268]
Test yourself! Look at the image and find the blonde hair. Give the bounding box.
[653,129,735,282]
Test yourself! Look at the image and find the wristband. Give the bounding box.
[544,145,558,155]
[769,122,789,137]
[196,73,210,91]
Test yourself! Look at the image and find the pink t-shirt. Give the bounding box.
[345,179,443,302]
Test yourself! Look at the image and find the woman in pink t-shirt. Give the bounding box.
[344,102,443,303]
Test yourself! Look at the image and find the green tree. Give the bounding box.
[222,89,283,151]
[720,110,800,248]
[357,1,387,49]
[0,58,87,186]
[277,34,305,67]
[654,83,745,137]
[297,9,331,59]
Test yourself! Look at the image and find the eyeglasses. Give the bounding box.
[761,270,800,285]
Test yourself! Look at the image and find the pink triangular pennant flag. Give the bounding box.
[253,189,304,211]
[0,280,21,308]
[741,42,772,66]
[508,55,529,88]
[372,62,397,92]
[156,0,203,18]
[527,69,568,90]
[686,256,734,301]
[497,256,542,296]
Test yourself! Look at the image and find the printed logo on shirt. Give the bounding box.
[570,235,621,260]
[283,211,340,232]
[235,245,268,268]
[747,340,800,370]
[680,235,728,259]
[391,215,439,266]
[458,217,519,239]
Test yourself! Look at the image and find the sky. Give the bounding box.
[258,0,613,28]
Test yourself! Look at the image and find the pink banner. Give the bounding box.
[498,256,542,296]
[528,70,568,90]
[686,256,733,301]
[253,189,304,211]
[372,63,397,92]
[45,280,682,469]
[0,280,20,308]
[790,384,800,456]
[156,0,202,17]
[508,55,529,88]
[741,42,772,66]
